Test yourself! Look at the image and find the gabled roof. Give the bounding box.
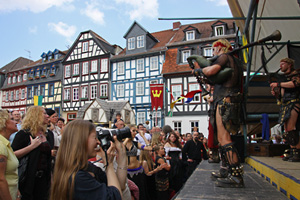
[0,57,33,74]
[123,21,158,42]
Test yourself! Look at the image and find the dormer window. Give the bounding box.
[186,31,195,41]
[12,76,16,84]
[35,70,40,78]
[42,57,46,62]
[18,75,22,82]
[8,77,11,84]
[48,54,52,61]
[50,65,56,76]
[215,25,224,36]
[182,50,191,63]
[128,37,135,50]
[137,35,144,48]
[54,53,59,59]
[203,47,213,57]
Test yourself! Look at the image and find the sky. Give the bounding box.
[0,0,232,68]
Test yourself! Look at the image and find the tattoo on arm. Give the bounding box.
[0,157,6,162]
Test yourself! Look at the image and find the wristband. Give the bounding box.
[141,145,145,150]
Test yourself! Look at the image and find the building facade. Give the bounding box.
[61,30,122,122]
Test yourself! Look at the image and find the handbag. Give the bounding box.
[18,154,29,184]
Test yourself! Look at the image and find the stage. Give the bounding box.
[174,157,299,200]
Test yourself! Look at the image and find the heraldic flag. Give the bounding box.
[150,84,164,110]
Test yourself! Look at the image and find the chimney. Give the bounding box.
[173,22,181,30]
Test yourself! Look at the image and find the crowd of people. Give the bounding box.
[1,38,299,200]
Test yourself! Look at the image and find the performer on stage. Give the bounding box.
[270,58,300,162]
[192,39,244,188]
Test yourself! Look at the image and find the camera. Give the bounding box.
[96,126,131,151]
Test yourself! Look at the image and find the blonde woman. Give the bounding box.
[12,106,53,200]
[0,110,20,200]
[50,120,126,200]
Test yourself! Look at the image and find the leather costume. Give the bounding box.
[278,70,300,126]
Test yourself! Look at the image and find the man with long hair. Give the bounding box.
[193,39,244,187]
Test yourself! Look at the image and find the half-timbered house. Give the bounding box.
[0,57,33,114]
[61,30,122,122]
[110,21,175,127]
[26,49,66,115]
[162,20,237,136]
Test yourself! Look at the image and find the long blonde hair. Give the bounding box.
[151,131,161,146]
[21,106,47,136]
[50,120,95,200]
[140,150,155,171]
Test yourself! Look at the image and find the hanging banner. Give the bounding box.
[150,84,164,111]
[34,95,43,106]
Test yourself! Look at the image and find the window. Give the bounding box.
[40,85,45,96]
[64,88,70,100]
[101,59,108,73]
[12,76,16,84]
[100,84,108,97]
[117,84,124,97]
[8,77,11,84]
[186,31,195,41]
[73,88,79,101]
[42,69,47,76]
[21,89,25,99]
[16,90,19,100]
[91,85,97,99]
[190,121,199,133]
[28,88,32,99]
[81,86,88,99]
[73,63,79,75]
[136,82,144,95]
[49,84,54,96]
[128,37,135,50]
[10,91,14,101]
[34,87,38,96]
[54,54,59,60]
[82,41,88,52]
[82,62,89,75]
[137,112,145,125]
[137,59,144,72]
[5,92,8,101]
[215,25,224,36]
[50,66,56,74]
[174,121,182,133]
[152,111,162,127]
[65,65,71,77]
[189,83,200,102]
[35,70,40,78]
[117,62,125,75]
[91,60,97,72]
[150,56,158,70]
[137,35,144,48]
[203,47,213,57]
[48,54,52,61]
[23,74,27,81]
[171,84,182,103]
[18,75,21,82]
[182,50,191,63]
[67,113,77,122]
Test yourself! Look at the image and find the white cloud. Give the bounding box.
[115,0,159,20]
[206,0,228,6]
[81,1,105,25]
[29,26,38,34]
[0,0,74,13]
[48,22,77,38]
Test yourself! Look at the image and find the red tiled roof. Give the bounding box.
[161,48,191,74]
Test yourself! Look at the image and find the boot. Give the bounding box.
[288,148,300,162]
[208,148,220,163]
[216,175,244,188]
[282,148,292,161]
[211,167,228,181]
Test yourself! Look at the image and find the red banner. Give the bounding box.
[150,84,164,110]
